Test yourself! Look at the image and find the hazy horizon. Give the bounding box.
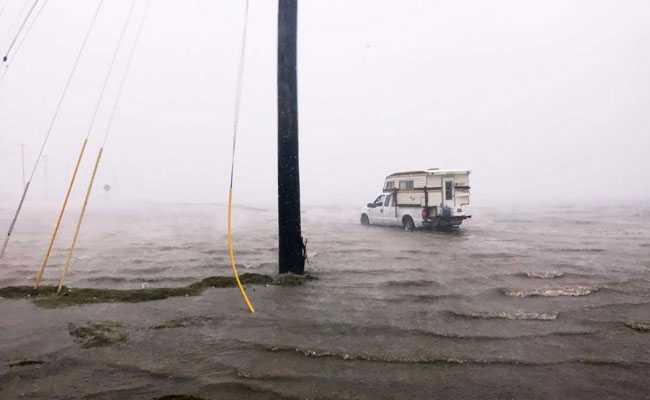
[1,0,649,211]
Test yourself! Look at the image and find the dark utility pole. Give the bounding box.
[277,0,305,274]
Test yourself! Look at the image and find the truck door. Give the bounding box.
[368,194,385,224]
[382,191,399,226]
[442,177,455,213]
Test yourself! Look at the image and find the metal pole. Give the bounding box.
[277,0,305,274]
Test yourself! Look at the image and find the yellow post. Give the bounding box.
[227,190,255,313]
[34,138,88,288]
[57,147,103,294]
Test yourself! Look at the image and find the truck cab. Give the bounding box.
[360,169,472,230]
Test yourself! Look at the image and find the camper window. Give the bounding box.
[445,181,453,200]
[384,181,394,190]
[399,180,414,190]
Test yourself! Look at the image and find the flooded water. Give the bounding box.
[1,201,650,399]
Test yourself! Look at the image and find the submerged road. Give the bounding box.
[1,203,649,399]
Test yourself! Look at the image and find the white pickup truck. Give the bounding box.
[360,169,471,230]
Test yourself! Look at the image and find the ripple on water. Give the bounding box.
[516,271,566,279]
[400,293,465,303]
[552,248,606,253]
[119,266,173,274]
[334,268,401,275]
[326,248,379,255]
[625,321,650,332]
[447,310,559,321]
[157,245,192,251]
[280,319,593,341]
[383,279,440,288]
[405,249,441,256]
[470,252,522,259]
[257,343,644,368]
[501,286,598,297]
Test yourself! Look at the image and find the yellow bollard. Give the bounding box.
[34,138,88,288]
[57,147,103,294]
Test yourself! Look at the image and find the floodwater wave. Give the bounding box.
[277,319,592,341]
[553,248,606,253]
[257,343,650,368]
[501,286,598,297]
[383,279,440,288]
[515,271,566,279]
[447,310,559,321]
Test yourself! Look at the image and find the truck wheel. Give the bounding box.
[402,216,415,232]
[360,214,370,225]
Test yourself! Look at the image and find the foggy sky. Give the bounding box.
[1,0,649,210]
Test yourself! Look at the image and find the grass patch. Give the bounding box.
[625,321,650,332]
[0,286,60,298]
[68,321,127,348]
[9,360,45,368]
[0,273,273,308]
[272,273,318,287]
[150,316,215,330]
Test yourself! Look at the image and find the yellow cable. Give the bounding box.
[227,190,255,313]
[224,0,254,313]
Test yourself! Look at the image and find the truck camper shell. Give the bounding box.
[383,168,471,212]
